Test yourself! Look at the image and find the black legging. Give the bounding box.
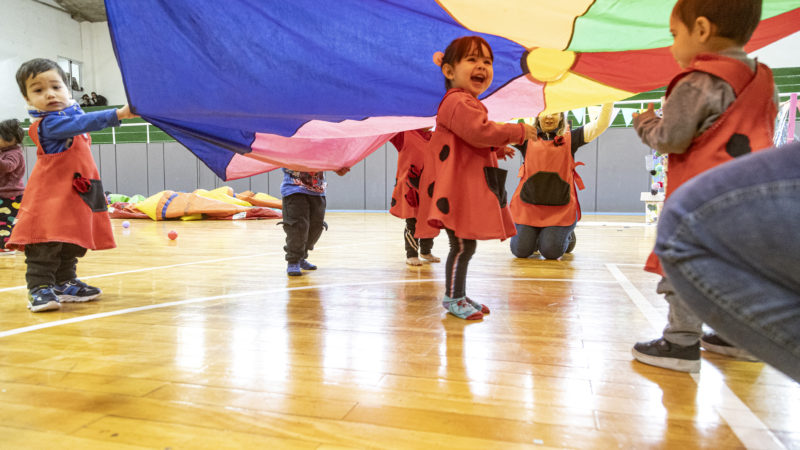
[444,228,476,299]
[404,218,433,258]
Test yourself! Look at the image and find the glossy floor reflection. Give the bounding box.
[0,213,797,449]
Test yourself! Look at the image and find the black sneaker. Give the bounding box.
[27,285,61,312]
[53,279,101,302]
[566,231,576,253]
[701,333,759,361]
[299,259,317,270]
[632,338,700,373]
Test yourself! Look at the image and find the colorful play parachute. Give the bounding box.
[105,0,800,180]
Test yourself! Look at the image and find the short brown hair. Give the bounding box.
[15,58,68,98]
[672,0,762,45]
[440,36,494,90]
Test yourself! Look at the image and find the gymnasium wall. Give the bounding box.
[21,127,661,214]
[0,0,84,121]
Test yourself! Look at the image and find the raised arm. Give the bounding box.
[583,103,613,143]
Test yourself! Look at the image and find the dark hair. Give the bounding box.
[440,36,494,90]
[672,0,762,45]
[0,119,24,146]
[16,58,68,98]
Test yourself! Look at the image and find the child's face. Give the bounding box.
[24,69,71,112]
[538,112,562,132]
[444,43,493,97]
[0,137,17,148]
[669,14,706,69]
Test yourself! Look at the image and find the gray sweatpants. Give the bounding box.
[659,277,704,346]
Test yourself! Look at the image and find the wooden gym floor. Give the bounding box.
[0,213,797,449]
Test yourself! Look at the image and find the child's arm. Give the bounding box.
[633,75,716,155]
[334,167,350,176]
[0,148,23,174]
[439,94,531,148]
[582,103,613,143]
[41,104,137,141]
[41,109,120,141]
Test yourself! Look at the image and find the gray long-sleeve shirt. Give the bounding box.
[634,48,778,155]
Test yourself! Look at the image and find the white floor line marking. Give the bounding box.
[606,263,785,450]
[577,221,652,228]
[0,276,617,339]
[605,263,664,327]
[0,238,393,293]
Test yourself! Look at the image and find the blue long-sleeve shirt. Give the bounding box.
[38,109,120,154]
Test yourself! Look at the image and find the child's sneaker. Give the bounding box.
[287,262,302,276]
[632,338,700,373]
[420,253,441,263]
[27,285,61,312]
[701,333,759,361]
[466,297,490,314]
[406,256,423,266]
[53,279,101,302]
[442,295,483,320]
[299,259,317,270]
[566,231,576,253]
[0,248,16,256]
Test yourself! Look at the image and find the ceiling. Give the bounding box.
[49,0,107,22]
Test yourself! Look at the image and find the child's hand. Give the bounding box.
[632,103,656,128]
[523,124,538,143]
[500,146,515,160]
[334,167,350,176]
[116,105,139,120]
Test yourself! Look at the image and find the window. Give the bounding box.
[57,56,83,92]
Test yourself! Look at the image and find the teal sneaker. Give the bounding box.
[442,295,483,320]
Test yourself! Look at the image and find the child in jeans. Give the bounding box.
[7,58,137,312]
[631,0,778,372]
[281,167,349,276]
[0,119,25,255]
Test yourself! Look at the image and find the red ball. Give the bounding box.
[168,230,178,240]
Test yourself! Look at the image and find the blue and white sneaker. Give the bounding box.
[28,285,61,312]
[53,279,102,303]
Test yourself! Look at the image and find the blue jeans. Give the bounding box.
[509,221,576,260]
[655,142,800,382]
